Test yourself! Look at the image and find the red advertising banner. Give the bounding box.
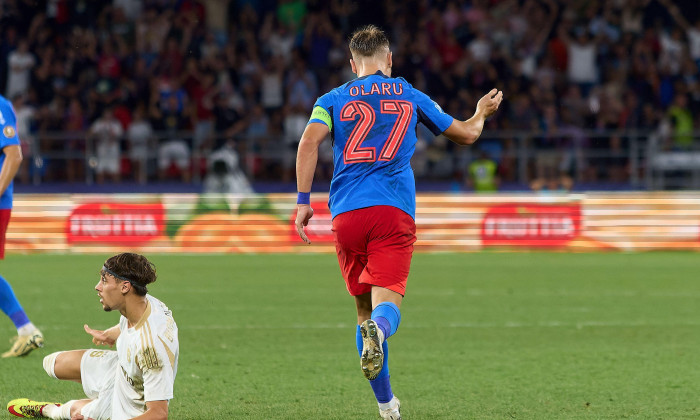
[481,204,582,247]
[66,203,166,244]
[288,200,334,244]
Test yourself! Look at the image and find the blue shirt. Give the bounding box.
[0,95,20,209]
[309,71,454,219]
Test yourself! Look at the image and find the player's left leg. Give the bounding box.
[0,275,44,357]
[6,398,91,419]
[355,288,402,419]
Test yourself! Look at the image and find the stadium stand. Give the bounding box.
[0,0,698,192]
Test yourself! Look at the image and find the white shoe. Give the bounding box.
[379,396,401,420]
[360,319,384,380]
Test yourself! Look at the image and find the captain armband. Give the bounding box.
[308,106,332,131]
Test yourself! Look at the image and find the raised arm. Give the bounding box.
[442,89,503,146]
[658,0,690,31]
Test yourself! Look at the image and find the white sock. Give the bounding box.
[42,400,75,420]
[378,396,398,411]
[17,322,37,336]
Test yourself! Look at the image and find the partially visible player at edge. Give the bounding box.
[0,94,44,358]
[295,25,502,419]
[7,252,179,420]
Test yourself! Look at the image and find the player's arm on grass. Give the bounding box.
[295,122,328,244]
[130,400,168,420]
[84,324,121,347]
[442,88,503,146]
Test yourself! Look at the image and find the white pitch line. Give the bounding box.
[39,320,700,331]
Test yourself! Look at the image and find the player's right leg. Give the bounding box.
[355,292,401,420]
[0,273,44,357]
[43,350,85,383]
[0,208,44,358]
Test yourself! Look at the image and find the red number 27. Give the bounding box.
[340,100,413,164]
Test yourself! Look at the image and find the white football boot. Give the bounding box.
[379,396,401,420]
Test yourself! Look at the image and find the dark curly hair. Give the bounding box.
[349,24,390,58]
[103,253,157,296]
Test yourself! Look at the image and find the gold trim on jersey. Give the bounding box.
[133,300,152,330]
[157,336,176,369]
[138,320,163,370]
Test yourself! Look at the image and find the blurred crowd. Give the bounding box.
[0,0,698,190]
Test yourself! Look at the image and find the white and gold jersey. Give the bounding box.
[112,294,179,419]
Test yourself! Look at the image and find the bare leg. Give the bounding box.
[70,399,92,419]
[53,350,86,383]
[354,292,372,324]
[371,286,403,310]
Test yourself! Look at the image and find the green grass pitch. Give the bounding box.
[0,252,699,419]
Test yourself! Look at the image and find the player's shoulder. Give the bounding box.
[146,295,175,323]
[0,96,13,114]
[322,83,347,99]
[392,76,426,98]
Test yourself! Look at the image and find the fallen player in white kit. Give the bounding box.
[7,253,179,420]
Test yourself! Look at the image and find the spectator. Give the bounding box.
[558,23,600,96]
[150,93,192,183]
[5,40,35,99]
[667,94,694,150]
[203,140,253,195]
[531,104,573,192]
[126,103,154,184]
[64,98,88,183]
[467,150,499,193]
[88,107,123,184]
[661,0,700,69]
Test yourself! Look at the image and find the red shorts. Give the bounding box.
[0,209,10,259]
[332,205,416,296]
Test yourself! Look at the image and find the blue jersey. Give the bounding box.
[309,71,454,219]
[0,96,20,209]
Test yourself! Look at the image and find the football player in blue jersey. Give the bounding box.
[295,25,502,419]
[0,94,44,358]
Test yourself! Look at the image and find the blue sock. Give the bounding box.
[371,302,401,340]
[370,340,393,403]
[0,275,30,329]
[356,325,394,403]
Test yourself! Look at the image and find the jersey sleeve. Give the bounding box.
[139,332,177,402]
[307,93,333,132]
[0,101,20,148]
[412,90,454,136]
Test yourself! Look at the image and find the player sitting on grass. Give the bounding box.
[7,253,179,420]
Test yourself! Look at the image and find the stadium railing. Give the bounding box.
[17,129,700,190]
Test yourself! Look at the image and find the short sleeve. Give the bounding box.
[139,334,176,402]
[412,90,454,136]
[307,93,333,131]
[0,102,20,148]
